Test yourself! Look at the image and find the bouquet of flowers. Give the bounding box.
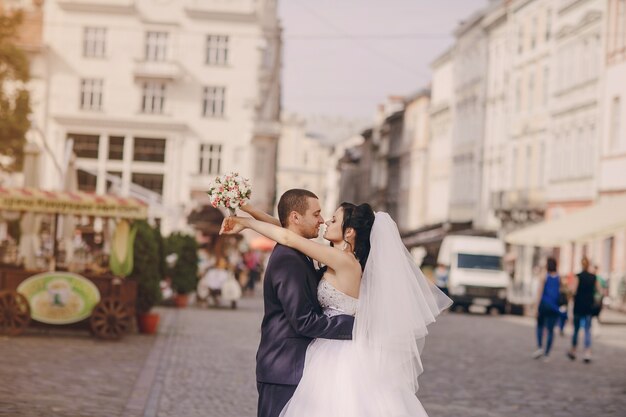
[208,172,251,216]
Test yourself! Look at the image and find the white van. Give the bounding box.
[436,235,510,313]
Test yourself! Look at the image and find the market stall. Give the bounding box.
[0,187,148,339]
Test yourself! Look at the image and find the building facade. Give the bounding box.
[450,9,488,224]
[427,48,454,227]
[548,0,606,272]
[276,114,332,203]
[481,1,510,232]
[402,90,430,232]
[595,0,626,299]
[28,0,281,233]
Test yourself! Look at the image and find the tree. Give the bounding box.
[0,11,31,172]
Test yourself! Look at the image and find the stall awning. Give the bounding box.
[0,187,148,219]
[505,194,626,247]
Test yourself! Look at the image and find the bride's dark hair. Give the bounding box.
[339,202,375,271]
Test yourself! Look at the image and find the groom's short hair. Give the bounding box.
[278,189,319,227]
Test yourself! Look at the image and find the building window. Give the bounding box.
[576,129,585,177]
[552,135,560,180]
[206,35,229,65]
[528,73,534,111]
[518,25,524,54]
[516,78,522,112]
[512,147,518,189]
[564,132,572,179]
[546,9,551,41]
[614,0,626,55]
[538,142,545,187]
[198,144,222,175]
[77,170,97,192]
[131,173,164,195]
[525,145,532,189]
[145,31,168,62]
[108,136,124,160]
[592,34,601,77]
[543,66,549,106]
[202,86,226,117]
[531,17,537,49]
[141,81,166,114]
[133,137,166,162]
[69,134,99,159]
[587,125,595,176]
[611,97,621,150]
[83,27,106,58]
[80,79,103,111]
[578,37,593,81]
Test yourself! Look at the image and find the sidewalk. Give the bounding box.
[124,297,262,417]
[600,307,626,325]
[502,309,626,350]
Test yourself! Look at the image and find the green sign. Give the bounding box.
[17,272,101,325]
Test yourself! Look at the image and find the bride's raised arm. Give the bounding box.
[220,217,354,273]
[239,204,281,227]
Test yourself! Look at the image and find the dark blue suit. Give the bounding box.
[256,244,354,417]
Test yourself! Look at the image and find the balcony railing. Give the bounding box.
[134,60,181,80]
[57,0,136,13]
[493,189,546,211]
[184,0,256,19]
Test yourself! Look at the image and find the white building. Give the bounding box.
[596,0,626,300]
[427,48,455,226]
[276,114,332,205]
[480,1,509,232]
[402,90,430,232]
[27,0,281,233]
[505,0,555,226]
[450,8,488,225]
[548,0,606,272]
[324,132,364,217]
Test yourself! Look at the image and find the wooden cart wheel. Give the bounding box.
[0,290,31,336]
[90,297,132,340]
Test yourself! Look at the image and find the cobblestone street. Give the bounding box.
[1,294,625,417]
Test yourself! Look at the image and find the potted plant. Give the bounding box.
[130,221,162,334]
[164,233,198,308]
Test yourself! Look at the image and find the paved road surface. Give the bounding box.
[1,294,625,417]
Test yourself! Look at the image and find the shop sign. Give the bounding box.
[17,272,101,325]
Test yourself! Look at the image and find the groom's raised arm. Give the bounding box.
[273,255,353,340]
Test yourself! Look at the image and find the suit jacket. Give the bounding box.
[256,244,354,385]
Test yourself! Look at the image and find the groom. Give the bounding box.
[256,189,354,417]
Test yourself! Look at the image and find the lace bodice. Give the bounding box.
[317,278,358,317]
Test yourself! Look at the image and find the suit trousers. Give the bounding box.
[257,382,297,417]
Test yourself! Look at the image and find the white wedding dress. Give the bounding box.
[280,213,451,417]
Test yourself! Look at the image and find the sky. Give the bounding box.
[278,0,488,120]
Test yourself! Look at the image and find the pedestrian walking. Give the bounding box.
[567,257,603,363]
[533,257,561,361]
[243,249,262,296]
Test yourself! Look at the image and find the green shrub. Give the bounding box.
[164,233,198,295]
[129,221,162,314]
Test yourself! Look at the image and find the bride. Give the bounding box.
[220,202,451,416]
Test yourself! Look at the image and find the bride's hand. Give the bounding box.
[219,216,248,235]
